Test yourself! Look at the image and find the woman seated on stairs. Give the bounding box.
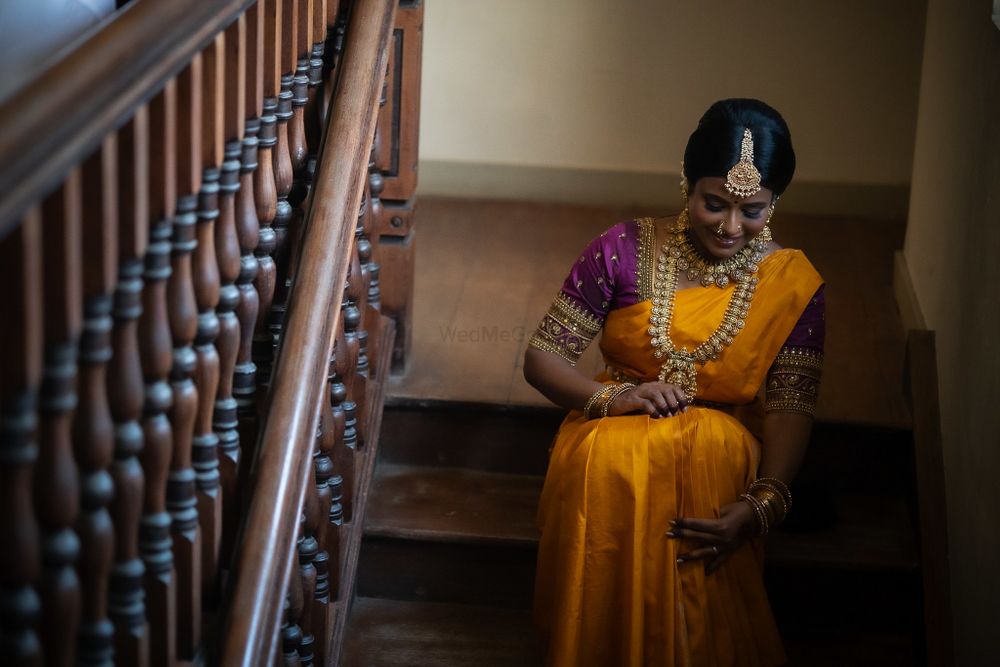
[524,98,824,667]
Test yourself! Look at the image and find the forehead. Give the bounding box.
[696,177,772,204]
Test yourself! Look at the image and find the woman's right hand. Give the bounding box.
[608,382,689,418]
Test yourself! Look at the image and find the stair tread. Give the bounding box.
[366,464,918,570]
[342,597,540,666]
[366,464,542,546]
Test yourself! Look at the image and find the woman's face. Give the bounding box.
[687,177,774,260]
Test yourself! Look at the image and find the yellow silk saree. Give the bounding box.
[534,248,822,667]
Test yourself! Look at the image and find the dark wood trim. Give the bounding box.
[0,0,255,236]
[905,330,954,667]
[218,0,397,662]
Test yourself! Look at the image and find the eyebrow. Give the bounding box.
[704,192,768,207]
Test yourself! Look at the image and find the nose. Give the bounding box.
[721,211,742,236]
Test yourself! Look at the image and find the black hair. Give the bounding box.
[682,98,795,197]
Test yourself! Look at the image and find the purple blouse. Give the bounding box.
[529,219,826,365]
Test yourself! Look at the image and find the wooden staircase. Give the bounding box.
[342,400,926,666]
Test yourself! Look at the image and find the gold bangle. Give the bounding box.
[600,383,636,417]
[749,477,793,515]
[739,493,769,537]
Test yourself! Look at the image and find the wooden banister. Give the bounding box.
[218,0,396,663]
[0,0,253,237]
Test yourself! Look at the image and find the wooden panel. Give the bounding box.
[905,330,955,667]
[375,0,422,202]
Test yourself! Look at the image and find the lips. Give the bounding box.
[710,233,740,249]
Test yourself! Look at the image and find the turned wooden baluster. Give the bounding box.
[309,348,336,664]
[74,137,118,666]
[365,168,385,317]
[297,501,318,666]
[210,47,243,612]
[269,0,297,353]
[138,183,178,667]
[108,110,151,667]
[233,4,263,506]
[167,54,204,657]
[280,595,302,667]
[326,474,344,600]
[193,39,228,637]
[0,209,44,665]
[306,0,328,160]
[37,170,84,667]
[333,296,358,523]
[252,0,281,397]
[343,250,367,447]
[322,0,346,115]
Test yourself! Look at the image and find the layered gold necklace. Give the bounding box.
[648,215,765,399]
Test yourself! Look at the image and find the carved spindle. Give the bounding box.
[310,357,333,664]
[289,59,309,191]
[211,142,242,600]
[297,509,318,667]
[326,475,343,600]
[234,118,260,506]
[267,76,296,354]
[306,41,324,155]
[343,258,367,447]
[281,597,302,667]
[322,6,347,112]
[252,97,278,392]
[138,215,177,667]
[164,192,200,662]
[365,170,384,315]
[75,139,118,667]
[331,325,355,525]
[192,168,222,620]
[37,172,84,667]
[0,211,43,665]
[108,112,150,666]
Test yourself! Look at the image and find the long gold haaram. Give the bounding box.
[648,218,761,399]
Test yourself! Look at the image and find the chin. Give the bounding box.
[696,231,746,259]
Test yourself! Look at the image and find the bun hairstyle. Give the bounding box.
[682,99,796,197]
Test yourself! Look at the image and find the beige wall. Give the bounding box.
[419,0,925,214]
[903,0,1000,664]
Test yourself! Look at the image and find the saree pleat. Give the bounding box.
[535,250,822,666]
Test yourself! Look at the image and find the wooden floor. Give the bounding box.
[389,196,910,428]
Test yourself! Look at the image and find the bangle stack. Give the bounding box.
[739,477,793,537]
[583,382,636,420]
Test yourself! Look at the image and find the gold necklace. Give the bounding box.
[648,218,760,399]
[673,209,771,288]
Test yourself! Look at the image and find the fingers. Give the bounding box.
[670,517,724,534]
[676,544,722,564]
[705,551,731,575]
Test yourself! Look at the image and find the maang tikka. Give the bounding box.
[724,128,762,199]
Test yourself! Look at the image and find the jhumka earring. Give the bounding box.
[725,128,762,199]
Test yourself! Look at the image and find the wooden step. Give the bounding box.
[342,597,540,667]
[379,402,915,496]
[364,464,918,572]
[342,597,915,667]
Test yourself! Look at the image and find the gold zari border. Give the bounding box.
[528,293,604,365]
[765,346,823,416]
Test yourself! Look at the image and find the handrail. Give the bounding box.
[0,0,253,236]
[218,0,397,662]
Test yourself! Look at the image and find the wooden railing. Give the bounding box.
[0,0,421,664]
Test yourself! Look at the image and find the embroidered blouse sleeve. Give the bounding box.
[527,227,622,365]
[765,285,826,416]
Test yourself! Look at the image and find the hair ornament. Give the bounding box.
[724,128,763,198]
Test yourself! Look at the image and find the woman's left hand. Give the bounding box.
[667,501,756,575]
